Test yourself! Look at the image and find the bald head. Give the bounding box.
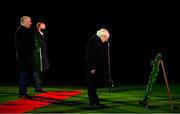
[20,16,32,28]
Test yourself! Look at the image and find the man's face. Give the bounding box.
[40,23,46,30]
[23,17,32,28]
[101,33,110,43]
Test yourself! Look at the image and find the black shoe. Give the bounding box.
[89,103,107,109]
[95,103,106,107]
[35,89,46,92]
[89,103,105,107]
[19,94,32,99]
[139,100,147,107]
[89,103,94,107]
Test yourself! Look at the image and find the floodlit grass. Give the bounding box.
[0,84,180,113]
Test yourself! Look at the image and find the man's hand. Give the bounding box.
[90,69,96,74]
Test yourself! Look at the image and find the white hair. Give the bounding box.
[20,16,30,25]
[96,28,110,38]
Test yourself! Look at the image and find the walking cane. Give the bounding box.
[108,42,114,92]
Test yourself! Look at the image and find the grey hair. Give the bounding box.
[20,16,30,25]
[36,22,44,28]
[96,28,110,37]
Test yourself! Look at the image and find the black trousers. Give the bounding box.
[33,71,46,90]
[86,72,100,105]
[19,69,33,96]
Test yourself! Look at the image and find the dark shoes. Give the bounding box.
[35,89,46,92]
[139,100,147,107]
[89,103,106,107]
[19,94,32,99]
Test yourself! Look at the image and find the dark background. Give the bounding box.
[0,11,179,86]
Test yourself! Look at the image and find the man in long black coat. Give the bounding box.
[85,28,110,106]
[15,16,34,98]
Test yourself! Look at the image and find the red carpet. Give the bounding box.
[0,90,81,113]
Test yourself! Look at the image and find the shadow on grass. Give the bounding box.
[99,86,145,93]
[49,98,110,111]
[31,94,180,113]
[0,92,18,96]
[81,105,110,110]
[53,100,85,106]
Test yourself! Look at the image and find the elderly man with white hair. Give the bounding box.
[85,28,110,107]
[15,16,34,98]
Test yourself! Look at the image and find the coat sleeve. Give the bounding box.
[34,32,42,71]
[34,33,41,49]
[86,37,97,72]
